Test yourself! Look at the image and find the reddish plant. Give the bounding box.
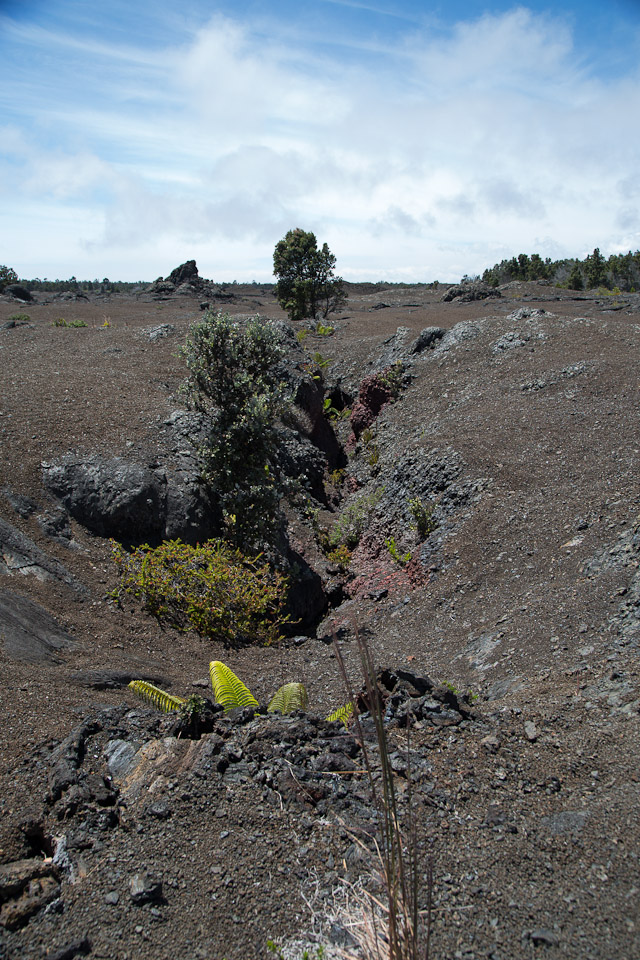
[349,364,403,440]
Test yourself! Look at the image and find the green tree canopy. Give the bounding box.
[0,265,18,291]
[273,228,346,321]
[584,247,607,289]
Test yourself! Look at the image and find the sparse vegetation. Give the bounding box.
[326,543,352,571]
[361,427,380,468]
[408,498,437,540]
[334,632,432,960]
[315,323,335,337]
[52,317,87,328]
[319,487,384,552]
[385,537,411,566]
[128,680,187,713]
[110,538,289,646]
[377,361,404,399]
[6,312,30,323]
[129,661,347,725]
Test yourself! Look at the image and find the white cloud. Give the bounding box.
[1,5,639,280]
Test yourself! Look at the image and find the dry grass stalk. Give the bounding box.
[332,628,432,960]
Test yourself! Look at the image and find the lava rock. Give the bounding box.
[0,589,78,663]
[129,872,164,904]
[441,282,501,303]
[0,518,83,591]
[43,455,221,546]
[4,283,33,302]
[0,859,61,930]
[410,326,446,354]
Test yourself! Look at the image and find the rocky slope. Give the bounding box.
[0,280,639,960]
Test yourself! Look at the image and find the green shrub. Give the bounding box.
[377,360,404,398]
[385,537,411,565]
[111,538,289,645]
[181,312,290,549]
[321,487,384,551]
[361,427,380,467]
[0,265,18,290]
[328,468,346,487]
[315,323,334,337]
[52,318,87,328]
[7,312,30,323]
[408,497,437,540]
[326,543,352,570]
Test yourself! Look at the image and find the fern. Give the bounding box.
[325,702,353,727]
[129,664,347,729]
[268,682,308,715]
[209,660,258,713]
[128,680,186,713]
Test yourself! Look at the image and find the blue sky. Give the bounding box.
[1,0,639,282]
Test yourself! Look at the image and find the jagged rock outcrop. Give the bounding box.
[441,281,501,302]
[42,456,221,546]
[3,284,33,302]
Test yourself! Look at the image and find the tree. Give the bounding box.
[567,264,584,290]
[273,228,346,321]
[0,265,18,291]
[584,247,608,289]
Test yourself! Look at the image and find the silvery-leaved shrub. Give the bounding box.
[181,311,292,550]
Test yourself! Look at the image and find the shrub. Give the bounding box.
[350,364,404,439]
[320,487,384,551]
[385,537,411,565]
[323,397,349,422]
[52,318,87,328]
[326,543,352,570]
[315,323,334,337]
[181,312,290,549]
[111,538,289,645]
[408,498,437,540]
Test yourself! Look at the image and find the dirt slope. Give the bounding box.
[0,282,639,960]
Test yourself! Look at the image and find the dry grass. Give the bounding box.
[332,630,433,960]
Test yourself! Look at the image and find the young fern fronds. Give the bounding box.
[325,702,354,727]
[209,660,258,713]
[268,682,308,715]
[128,680,186,713]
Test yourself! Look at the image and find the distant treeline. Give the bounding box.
[482,248,640,292]
[18,277,147,293]
[4,250,640,295]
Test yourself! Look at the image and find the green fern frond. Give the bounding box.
[209,661,258,713]
[268,682,308,715]
[128,680,186,714]
[325,702,354,727]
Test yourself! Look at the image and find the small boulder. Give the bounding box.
[4,283,32,302]
[441,282,500,303]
